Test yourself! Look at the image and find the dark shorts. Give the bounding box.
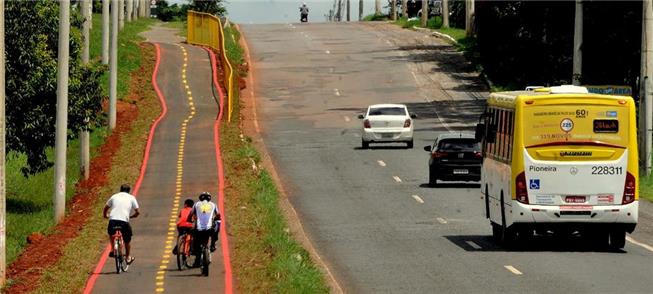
[107,220,133,244]
[177,226,192,236]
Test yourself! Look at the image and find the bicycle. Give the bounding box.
[176,232,195,270]
[111,228,129,274]
[198,241,211,276]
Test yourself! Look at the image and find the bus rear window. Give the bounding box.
[522,106,628,148]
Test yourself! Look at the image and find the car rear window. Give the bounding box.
[369,107,407,116]
[438,139,480,152]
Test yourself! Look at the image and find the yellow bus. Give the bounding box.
[475,85,638,249]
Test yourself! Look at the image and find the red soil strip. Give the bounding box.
[4,44,153,294]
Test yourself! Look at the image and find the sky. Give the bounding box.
[172,0,381,24]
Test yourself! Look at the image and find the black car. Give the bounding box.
[424,133,482,186]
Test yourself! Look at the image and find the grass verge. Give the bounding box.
[363,13,389,21]
[640,175,653,202]
[5,130,108,264]
[221,26,329,292]
[163,17,188,38]
[32,42,161,293]
[90,13,158,98]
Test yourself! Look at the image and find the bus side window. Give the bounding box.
[500,110,507,161]
[508,111,514,162]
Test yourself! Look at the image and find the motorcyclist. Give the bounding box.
[300,2,309,22]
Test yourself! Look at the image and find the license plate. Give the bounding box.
[381,133,394,138]
[453,169,468,175]
[565,196,586,203]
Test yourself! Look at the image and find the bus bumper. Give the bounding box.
[511,201,638,233]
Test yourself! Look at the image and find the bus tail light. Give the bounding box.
[473,151,482,158]
[516,172,529,204]
[623,172,636,204]
[364,119,371,128]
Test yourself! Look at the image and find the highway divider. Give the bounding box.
[187,10,235,122]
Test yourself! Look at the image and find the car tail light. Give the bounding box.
[516,172,529,204]
[432,151,447,158]
[473,151,482,158]
[364,119,371,128]
[404,119,411,128]
[623,172,636,204]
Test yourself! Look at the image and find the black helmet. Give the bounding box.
[199,192,212,201]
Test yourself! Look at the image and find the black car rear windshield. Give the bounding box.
[438,139,480,152]
[369,107,407,116]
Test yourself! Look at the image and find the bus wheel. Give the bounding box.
[491,222,502,242]
[608,229,626,250]
[500,192,515,246]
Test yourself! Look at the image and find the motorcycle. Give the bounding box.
[300,13,308,22]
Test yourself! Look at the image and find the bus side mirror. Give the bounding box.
[475,123,485,142]
[358,114,365,119]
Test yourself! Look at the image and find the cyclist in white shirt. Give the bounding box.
[188,192,220,266]
[103,184,140,265]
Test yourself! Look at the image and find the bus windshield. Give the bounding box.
[522,105,629,148]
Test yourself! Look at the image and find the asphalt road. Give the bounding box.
[242,22,653,293]
[89,34,225,292]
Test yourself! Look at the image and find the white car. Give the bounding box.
[358,104,416,149]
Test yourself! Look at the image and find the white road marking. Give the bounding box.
[377,160,386,167]
[385,40,392,45]
[334,88,341,96]
[393,176,402,183]
[411,71,419,84]
[344,116,351,122]
[412,195,424,204]
[504,265,523,275]
[465,241,482,250]
[436,217,448,224]
[325,50,331,54]
[626,236,653,252]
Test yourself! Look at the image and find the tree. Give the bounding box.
[5,0,104,175]
[189,0,225,16]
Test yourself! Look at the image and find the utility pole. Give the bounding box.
[421,0,428,27]
[0,0,6,286]
[391,0,396,21]
[401,0,407,18]
[119,0,124,29]
[109,0,118,130]
[80,0,90,180]
[54,0,71,222]
[359,0,363,21]
[102,0,109,64]
[375,0,380,16]
[126,0,132,22]
[347,0,350,21]
[337,0,342,21]
[639,0,653,176]
[572,0,583,86]
[465,0,474,37]
[442,0,449,28]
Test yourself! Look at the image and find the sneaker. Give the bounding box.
[126,256,135,265]
[109,251,115,258]
[172,245,178,255]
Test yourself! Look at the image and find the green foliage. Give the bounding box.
[224,26,244,69]
[475,1,641,91]
[5,0,104,175]
[189,0,226,16]
[156,0,188,22]
[641,174,653,202]
[363,14,389,21]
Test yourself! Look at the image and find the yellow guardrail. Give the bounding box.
[187,10,235,122]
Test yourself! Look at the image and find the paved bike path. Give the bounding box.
[88,34,226,293]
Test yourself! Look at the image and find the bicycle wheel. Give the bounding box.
[176,235,185,270]
[201,245,210,276]
[114,240,121,274]
[183,235,195,268]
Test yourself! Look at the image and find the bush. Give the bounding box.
[363,14,389,21]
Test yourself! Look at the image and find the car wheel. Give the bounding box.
[429,168,437,187]
[407,140,413,149]
[362,140,369,149]
[608,229,626,250]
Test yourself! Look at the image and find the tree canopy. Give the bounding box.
[6,0,105,175]
[189,0,226,16]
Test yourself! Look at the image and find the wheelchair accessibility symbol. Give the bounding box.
[529,179,540,190]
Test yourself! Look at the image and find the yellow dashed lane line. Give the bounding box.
[155,45,198,293]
